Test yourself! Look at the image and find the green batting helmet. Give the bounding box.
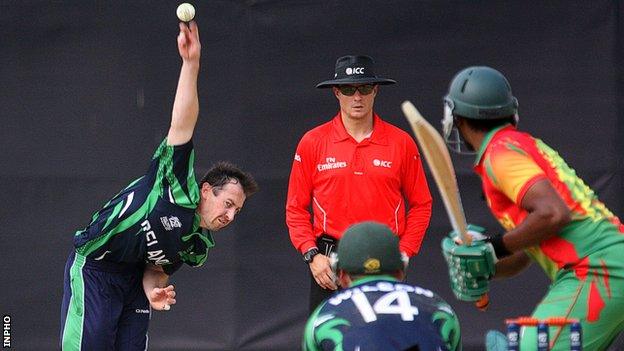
[444,66,518,120]
[337,222,404,275]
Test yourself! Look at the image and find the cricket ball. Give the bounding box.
[176,3,195,22]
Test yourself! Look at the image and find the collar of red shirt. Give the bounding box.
[329,112,389,145]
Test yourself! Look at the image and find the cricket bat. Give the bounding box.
[402,100,490,309]
[401,100,471,245]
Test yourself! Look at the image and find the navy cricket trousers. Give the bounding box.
[60,250,150,350]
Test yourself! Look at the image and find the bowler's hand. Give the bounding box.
[148,284,177,311]
[177,21,201,62]
[309,254,338,290]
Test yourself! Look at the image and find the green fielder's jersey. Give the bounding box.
[73,138,213,275]
[303,276,461,351]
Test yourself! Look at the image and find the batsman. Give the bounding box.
[439,66,624,350]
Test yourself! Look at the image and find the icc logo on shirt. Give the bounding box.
[373,159,392,168]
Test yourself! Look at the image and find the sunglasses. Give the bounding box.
[337,84,375,96]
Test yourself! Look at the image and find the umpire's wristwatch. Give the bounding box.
[303,248,320,264]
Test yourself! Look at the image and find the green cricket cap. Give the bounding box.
[337,221,403,274]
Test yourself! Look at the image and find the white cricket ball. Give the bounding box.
[176,3,195,22]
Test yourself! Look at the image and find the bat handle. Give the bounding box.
[458,226,472,246]
[475,293,490,311]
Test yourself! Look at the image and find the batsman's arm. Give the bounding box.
[497,179,571,255]
[168,21,201,146]
[484,148,571,256]
[493,251,531,279]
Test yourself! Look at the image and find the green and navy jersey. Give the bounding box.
[303,276,461,351]
[73,138,213,275]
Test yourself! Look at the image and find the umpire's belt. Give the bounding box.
[316,234,338,256]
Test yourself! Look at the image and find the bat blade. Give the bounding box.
[401,100,471,245]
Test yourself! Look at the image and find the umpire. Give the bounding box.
[286,54,432,313]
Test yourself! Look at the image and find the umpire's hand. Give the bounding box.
[309,254,338,290]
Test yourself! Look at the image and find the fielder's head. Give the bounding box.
[443,66,519,154]
[316,55,396,121]
[335,221,405,286]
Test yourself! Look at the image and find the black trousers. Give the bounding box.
[308,234,339,313]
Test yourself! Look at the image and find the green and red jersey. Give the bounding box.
[286,113,432,256]
[474,124,624,280]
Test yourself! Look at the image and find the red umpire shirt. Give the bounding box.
[286,113,432,256]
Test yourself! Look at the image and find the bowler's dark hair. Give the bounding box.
[200,161,259,197]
